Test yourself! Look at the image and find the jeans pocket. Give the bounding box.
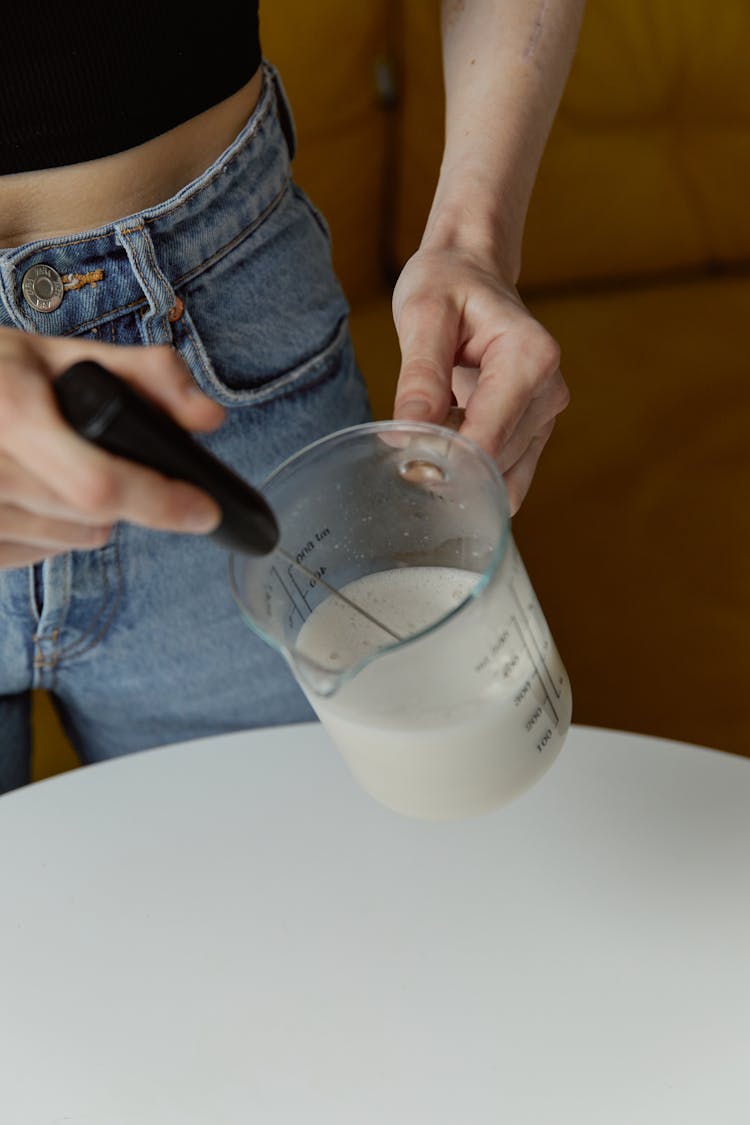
[175,181,351,407]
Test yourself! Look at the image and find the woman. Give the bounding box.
[0,0,583,790]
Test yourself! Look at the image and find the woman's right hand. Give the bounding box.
[0,327,226,569]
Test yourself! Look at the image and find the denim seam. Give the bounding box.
[115,222,169,346]
[114,77,277,231]
[57,297,150,338]
[3,66,279,268]
[0,267,38,333]
[169,177,291,291]
[185,314,351,408]
[0,61,286,337]
[31,630,59,687]
[26,566,40,626]
[39,536,124,667]
[180,313,215,386]
[140,222,176,343]
[49,178,291,340]
[29,554,72,686]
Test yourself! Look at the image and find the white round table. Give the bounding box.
[1,723,749,1124]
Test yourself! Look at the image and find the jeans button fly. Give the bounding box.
[22,263,64,312]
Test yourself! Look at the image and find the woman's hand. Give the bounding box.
[390,0,584,513]
[0,328,225,569]
[392,245,569,514]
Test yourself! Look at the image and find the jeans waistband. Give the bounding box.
[0,60,295,336]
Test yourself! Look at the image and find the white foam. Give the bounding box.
[295,564,572,820]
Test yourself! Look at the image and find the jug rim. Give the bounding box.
[259,418,506,489]
[228,419,512,695]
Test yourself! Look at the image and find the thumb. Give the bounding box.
[392,298,459,423]
[41,338,225,434]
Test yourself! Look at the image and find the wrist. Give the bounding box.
[419,182,524,286]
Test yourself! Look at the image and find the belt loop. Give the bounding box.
[114,220,176,346]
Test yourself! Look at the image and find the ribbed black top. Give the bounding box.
[0,3,262,174]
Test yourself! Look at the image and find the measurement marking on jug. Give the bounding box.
[509,614,559,727]
[510,583,562,701]
[474,628,511,674]
[287,564,312,610]
[525,705,544,731]
[275,552,404,642]
[536,728,553,752]
[514,679,532,706]
[271,566,307,624]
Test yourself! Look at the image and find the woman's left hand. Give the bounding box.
[392,245,570,515]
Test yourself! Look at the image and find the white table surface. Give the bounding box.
[1,722,749,1124]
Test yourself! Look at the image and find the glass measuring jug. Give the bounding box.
[229,421,572,821]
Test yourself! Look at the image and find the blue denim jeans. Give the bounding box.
[0,62,372,792]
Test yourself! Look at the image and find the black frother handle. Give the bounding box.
[52,360,279,556]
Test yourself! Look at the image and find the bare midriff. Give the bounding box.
[0,68,263,249]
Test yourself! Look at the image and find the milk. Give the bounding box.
[295,563,572,820]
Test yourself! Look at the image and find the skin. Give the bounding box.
[392,0,586,512]
[0,331,225,568]
[0,77,260,569]
[0,1,585,568]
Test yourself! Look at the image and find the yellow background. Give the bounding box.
[33,0,750,780]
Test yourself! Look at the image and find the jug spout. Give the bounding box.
[289,650,346,699]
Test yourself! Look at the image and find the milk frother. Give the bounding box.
[52,360,402,640]
[52,359,279,556]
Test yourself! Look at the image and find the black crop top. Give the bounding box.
[0,3,262,175]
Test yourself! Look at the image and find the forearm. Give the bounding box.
[423,0,585,281]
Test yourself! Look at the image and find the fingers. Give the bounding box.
[493,374,568,475]
[390,248,571,515]
[462,364,567,515]
[0,328,224,433]
[3,374,221,533]
[0,469,113,567]
[458,321,564,459]
[0,504,113,551]
[392,295,459,424]
[0,335,226,556]
[501,433,552,516]
[0,452,221,572]
[444,319,568,517]
[40,338,226,433]
[0,543,70,569]
[0,452,110,524]
[419,333,567,517]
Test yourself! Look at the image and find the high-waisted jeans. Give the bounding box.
[0,62,373,792]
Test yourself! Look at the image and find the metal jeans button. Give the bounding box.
[22,263,64,312]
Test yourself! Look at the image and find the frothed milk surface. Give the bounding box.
[296,565,479,671]
[294,565,571,820]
